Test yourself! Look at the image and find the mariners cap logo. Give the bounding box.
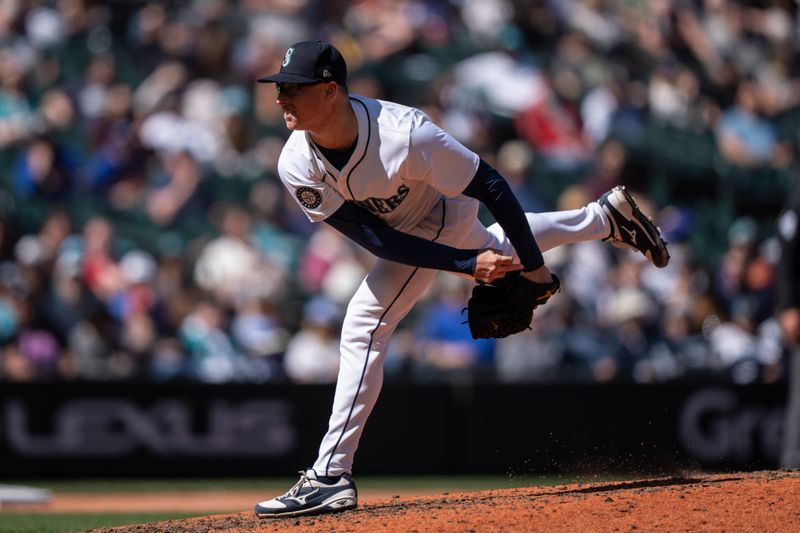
[257,41,348,86]
[282,47,294,67]
[296,186,322,209]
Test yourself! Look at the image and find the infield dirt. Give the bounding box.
[79,470,800,532]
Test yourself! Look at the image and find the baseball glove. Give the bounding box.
[466,272,560,339]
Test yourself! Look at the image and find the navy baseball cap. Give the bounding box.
[257,41,347,86]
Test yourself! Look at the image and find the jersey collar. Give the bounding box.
[305,97,369,183]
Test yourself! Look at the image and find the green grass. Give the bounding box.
[2,473,617,494]
[0,512,201,533]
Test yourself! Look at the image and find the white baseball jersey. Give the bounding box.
[278,95,481,240]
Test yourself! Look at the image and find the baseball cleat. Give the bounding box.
[598,186,670,268]
[254,469,357,518]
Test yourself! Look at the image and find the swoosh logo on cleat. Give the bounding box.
[284,488,318,506]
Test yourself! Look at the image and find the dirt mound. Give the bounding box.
[96,471,800,532]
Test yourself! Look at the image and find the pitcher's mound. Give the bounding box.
[97,470,800,532]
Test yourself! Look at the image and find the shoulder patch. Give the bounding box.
[296,186,322,209]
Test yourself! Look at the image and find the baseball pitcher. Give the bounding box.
[253,41,670,518]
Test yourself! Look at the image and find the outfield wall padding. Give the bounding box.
[0,383,787,478]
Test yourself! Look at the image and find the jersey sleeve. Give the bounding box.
[278,146,344,222]
[463,160,544,271]
[325,201,478,275]
[406,112,480,198]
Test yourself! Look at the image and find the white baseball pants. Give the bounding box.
[313,201,611,476]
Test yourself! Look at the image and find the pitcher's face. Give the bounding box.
[275,82,327,131]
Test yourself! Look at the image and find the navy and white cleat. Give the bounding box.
[255,469,358,518]
[598,186,670,268]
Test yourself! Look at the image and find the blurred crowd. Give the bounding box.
[0,0,797,385]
